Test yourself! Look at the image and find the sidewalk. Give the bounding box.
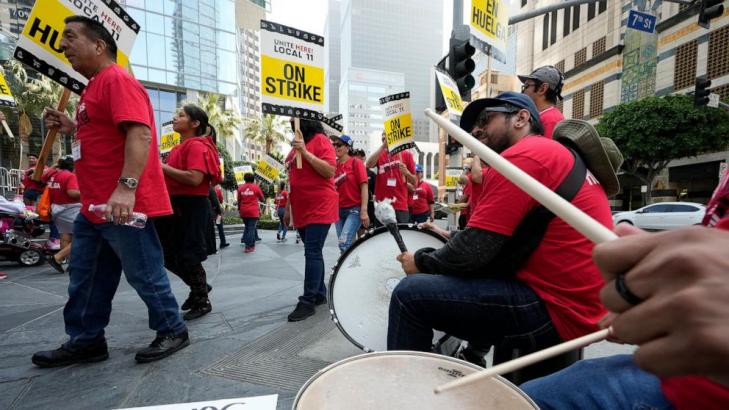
[0,228,632,409]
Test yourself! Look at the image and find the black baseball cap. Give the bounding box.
[460,91,542,132]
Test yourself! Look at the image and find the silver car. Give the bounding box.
[612,202,706,231]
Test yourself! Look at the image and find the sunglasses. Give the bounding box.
[333,142,345,148]
[521,81,542,92]
[474,106,520,127]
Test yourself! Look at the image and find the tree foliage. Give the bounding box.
[217,142,237,192]
[596,95,729,191]
[193,92,241,141]
[243,114,288,154]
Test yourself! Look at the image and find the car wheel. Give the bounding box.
[17,249,43,266]
[616,220,633,226]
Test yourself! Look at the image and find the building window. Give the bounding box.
[590,81,605,119]
[575,47,587,66]
[542,14,550,50]
[491,73,498,84]
[550,10,558,45]
[708,25,729,79]
[593,37,606,57]
[556,98,564,113]
[572,89,585,119]
[555,60,565,73]
[572,5,581,30]
[521,0,527,7]
[587,2,596,20]
[674,40,698,90]
[599,0,607,13]
[563,8,571,37]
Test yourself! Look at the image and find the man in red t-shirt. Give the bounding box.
[389,92,612,354]
[20,153,46,204]
[366,132,416,224]
[44,156,81,274]
[33,16,187,368]
[522,170,729,409]
[408,164,434,224]
[518,65,565,139]
[237,174,264,252]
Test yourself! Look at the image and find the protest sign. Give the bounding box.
[434,67,464,117]
[380,92,414,155]
[159,121,181,154]
[464,0,510,63]
[255,155,285,184]
[0,72,16,107]
[219,156,224,177]
[14,0,140,93]
[445,167,461,191]
[234,165,253,185]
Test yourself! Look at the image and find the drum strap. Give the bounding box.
[484,148,587,277]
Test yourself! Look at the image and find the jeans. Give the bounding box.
[388,274,561,351]
[49,221,60,241]
[64,214,186,348]
[411,212,430,224]
[242,217,258,247]
[298,223,331,305]
[277,207,287,238]
[335,206,360,253]
[216,221,227,245]
[521,355,673,410]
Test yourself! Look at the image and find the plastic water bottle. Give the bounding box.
[88,204,148,228]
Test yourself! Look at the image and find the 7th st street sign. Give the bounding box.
[627,10,656,33]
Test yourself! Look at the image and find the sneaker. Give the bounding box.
[46,239,61,251]
[0,272,7,280]
[183,299,212,320]
[256,237,262,242]
[276,233,281,241]
[219,243,230,249]
[181,284,212,311]
[244,246,255,253]
[46,255,65,274]
[32,341,109,368]
[287,302,315,322]
[134,331,190,363]
[314,296,328,306]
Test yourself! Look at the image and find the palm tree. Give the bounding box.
[243,114,287,155]
[194,92,241,141]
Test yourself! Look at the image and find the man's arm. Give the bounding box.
[366,143,385,168]
[162,165,204,186]
[471,156,483,184]
[105,122,150,224]
[413,227,508,276]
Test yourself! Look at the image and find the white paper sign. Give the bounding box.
[116,394,278,410]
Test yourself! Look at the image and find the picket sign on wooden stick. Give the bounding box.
[32,88,71,181]
[294,117,302,169]
[1,119,14,139]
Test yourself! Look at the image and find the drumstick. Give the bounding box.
[424,109,616,244]
[435,328,611,394]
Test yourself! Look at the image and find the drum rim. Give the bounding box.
[327,224,447,352]
[292,350,539,409]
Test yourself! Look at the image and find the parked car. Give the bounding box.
[612,202,706,231]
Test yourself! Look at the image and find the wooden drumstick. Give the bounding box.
[435,328,611,394]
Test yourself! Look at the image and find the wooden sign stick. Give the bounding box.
[32,88,71,181]
[294,117,303,169]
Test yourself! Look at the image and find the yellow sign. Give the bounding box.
[380,92,415,155]
[0,72,16,107]
[467,0,510,63]
[445,168,461,191]
[159,121,180,154]
[234,165,253,185]
[261,55,324,105]
[219,156,224,177]
[255,155,284,184]
[15,0,139,93]
[434,68,464,116]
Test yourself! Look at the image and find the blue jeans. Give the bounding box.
[388,274,561,351]
[242,217,258,247]
[298,223,331,305]
[64,214,186,348]
[216,221,227,245]
[521,355,673,410]
[335,206,360,253]
[277,207,287,238]
[411,212,430,224]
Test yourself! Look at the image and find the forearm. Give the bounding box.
[303,151,335,178]
[121,125,151,180]
[360,183,368,212]
[414,227,507,276]
[404,168,416,184]
[429,204,434,219]
[471,157,483,183]
[366,145,385,168]
[163,165,203,186]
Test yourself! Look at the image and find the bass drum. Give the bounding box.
[329,224,447,352]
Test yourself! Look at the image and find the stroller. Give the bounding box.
[0,196,50,266]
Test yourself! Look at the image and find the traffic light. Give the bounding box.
[445,135,462,155]
[435,58,447,112]
[694,76,711,107]
[448,38,476,100]
[698,0,724,29]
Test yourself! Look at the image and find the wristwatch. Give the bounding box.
[118,177,139,189]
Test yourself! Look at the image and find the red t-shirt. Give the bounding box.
[335,156,368,209]
[74,64,171,223]
[468,168,488,212]
[22,167,45,192]
[467,136,612,341]
[237,183,264,218]
[165,137,214,196]
[275,190,288,209]
[215,185,224,202]
[47,170,80,205]
[540,106,565,140]
[411,180,434,215]
[374,149,416,211]
[660,169,729,409]
[460,182,472,218]
[285,133,338,228]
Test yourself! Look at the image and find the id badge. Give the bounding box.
[387,178,397,187]
[71,140,82,160]
[412,194,419,200]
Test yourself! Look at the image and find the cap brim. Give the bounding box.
[460,97,510,132]
[517,74,536,84]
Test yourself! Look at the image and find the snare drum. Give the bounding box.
[294,351,538,410]
[328,225,447,352]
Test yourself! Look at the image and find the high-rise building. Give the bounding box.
[325,0,342,114]
[338,0,444,143]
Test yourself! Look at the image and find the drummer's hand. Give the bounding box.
[598,312,625,344]
[396,252,418,275]
[360,211,370,228]
[417,221,449,239]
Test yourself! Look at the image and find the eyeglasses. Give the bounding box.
[333,143,345,148]
[521,81,542,92]
[474,107,519,128]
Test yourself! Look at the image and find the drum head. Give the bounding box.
[294,351,538,410]
[329,225,446,352]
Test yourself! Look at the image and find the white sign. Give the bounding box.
[708,93,720,108]
[380,92,415,155]
[117,394,278,410]
[15,0,140,93]
[434,67,464,117]
[464,0,511,63]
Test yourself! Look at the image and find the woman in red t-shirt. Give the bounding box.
[156,105,222,321]
[45,156,81,274]
[237,173,264,252]
[283,118,338,322]
[331,134,369,253]
[408,164,435,224]
[274,181,289,241]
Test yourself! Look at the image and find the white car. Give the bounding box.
[612,202,706,231]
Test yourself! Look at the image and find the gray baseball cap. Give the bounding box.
[518,66,564,99]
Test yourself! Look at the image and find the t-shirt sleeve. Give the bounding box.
[182,141,209,173]
[405,152,416,174]
[354,159,368,185]
[314,135,336,166]
[67,173,79,191]
[107,72,153,130]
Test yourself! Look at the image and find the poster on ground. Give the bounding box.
[14,0,140,94]
[465,0,510,63]
[255,155,284,184]
[434,67,464,118]
[0,72,16,107]
[380,92,414,155]
[259,20,341,132]
[159,121,180,154]
[118,394,278,410]
[234,165,253,185]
